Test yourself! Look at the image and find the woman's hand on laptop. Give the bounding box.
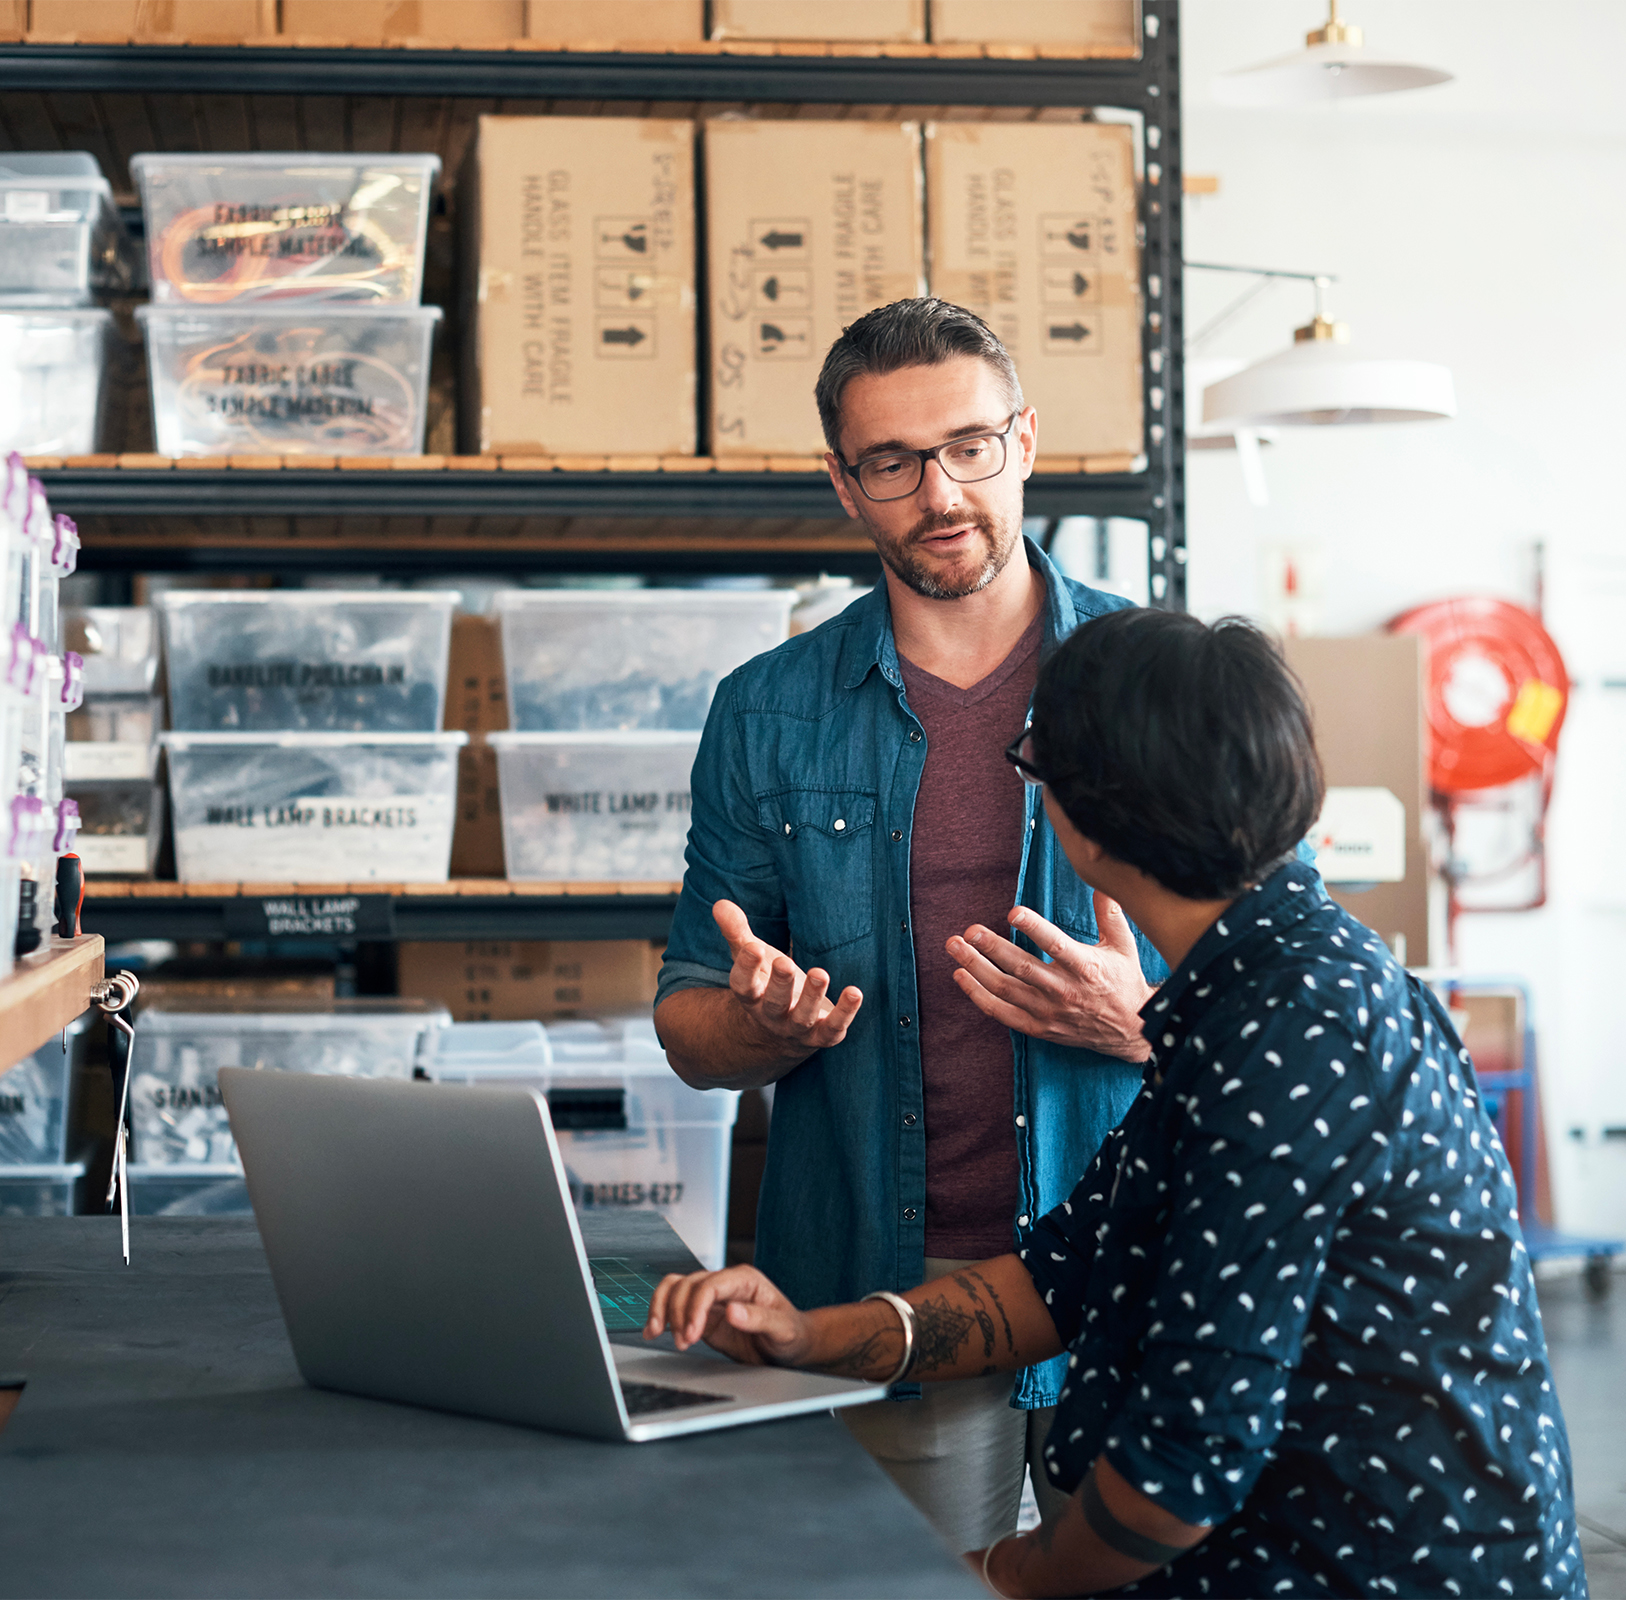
[644,1265,812,1367]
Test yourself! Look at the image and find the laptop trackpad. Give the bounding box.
[612,1346,876,1407]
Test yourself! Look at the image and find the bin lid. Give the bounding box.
[160,731,468,750]
[488,730,702,749]
[155,589,460,608]
[135,998,451,1034]
[495,589,796,612]
[422,1021,550,1072]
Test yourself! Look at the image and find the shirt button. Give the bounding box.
[833,818,845,831]
[1015,1114,1026,1127]
[909,729,922,742]
[1018,1215,1030,1228]
[891,829,903,842]
[899,1015,911,1028]
[900,919,908,932]
[783,823,792,835]
[903,1113,917,1126]
[1029,817,1036,830]
[903,1207,917,1221]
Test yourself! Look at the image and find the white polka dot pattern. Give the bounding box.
[1023,862,1584,1598]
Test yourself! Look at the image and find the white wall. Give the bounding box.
[1179,0,1626,1238]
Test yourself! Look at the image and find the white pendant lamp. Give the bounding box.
[1201,281,1456,430]
[1214,1,1452,106]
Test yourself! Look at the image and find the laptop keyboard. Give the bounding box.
[620,1381,733,1416]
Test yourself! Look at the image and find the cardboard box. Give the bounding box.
[397,939,662,1022]
[30,0,276,35]
[704,119,924,456]
[443,612,509,878]
[928,0,1137,49]
[1282,633,1432,969]
[462,116,697,456]
[925,121,1142,457]
[710,0,922,41]
[526,0,701,42]
[279,0,524,41]
[1456,988,1552,1225]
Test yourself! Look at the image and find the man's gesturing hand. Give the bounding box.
[946,896,1154,1062]
[714,899,863,1061]
[645,1265,812,1368]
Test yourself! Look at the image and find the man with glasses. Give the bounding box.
[654,297,1166,1552]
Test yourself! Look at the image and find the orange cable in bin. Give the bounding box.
[1389,597,1568,794]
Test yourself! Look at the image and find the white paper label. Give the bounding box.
[3,191,51,220]
[1311,787,1407,884]
[64,742,155,782]
[76,835,152,875]
[174,792,454,882]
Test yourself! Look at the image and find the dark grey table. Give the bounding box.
[0,1216,981,1599]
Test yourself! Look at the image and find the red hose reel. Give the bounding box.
[1389,597,1569,794]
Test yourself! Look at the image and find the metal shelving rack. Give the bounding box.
[4,3,1184,944]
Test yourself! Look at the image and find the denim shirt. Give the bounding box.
[657,539,1170,1407]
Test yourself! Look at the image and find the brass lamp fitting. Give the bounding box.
[1295,315,1351,344]
[1307,0,1363,48]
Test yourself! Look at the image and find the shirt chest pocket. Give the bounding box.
[756,788,876,956]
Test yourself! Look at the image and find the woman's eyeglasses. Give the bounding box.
[1004,728,1045,789]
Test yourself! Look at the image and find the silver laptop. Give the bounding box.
[218,1067,887,1442]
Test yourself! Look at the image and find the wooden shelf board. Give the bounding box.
[88,881,681,900]
[0,936,105,1073]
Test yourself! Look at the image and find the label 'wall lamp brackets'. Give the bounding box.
[1188,262,1457,431]
[1213,0,1453,106]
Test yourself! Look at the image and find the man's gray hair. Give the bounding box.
[814,298,1024,455]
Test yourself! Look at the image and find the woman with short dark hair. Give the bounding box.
[645,610,1583,1599]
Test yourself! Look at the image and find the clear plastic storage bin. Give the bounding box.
[128,998,449,1167]
[66,770,164,877]
[137,304,442,458]
[127,1165,250,1216]
[0,309,111,456]
[162,730,465,882]
[489,731,699,883]
[64,606,160,696]
[0,152,133,306]
[131,153,440,306]
[426,1017,738,1270]
[159,590,456,732]
[0,1162,84,1216]
[66,696,163,759]
[0,1027,72,1164]
[497,590,795,731]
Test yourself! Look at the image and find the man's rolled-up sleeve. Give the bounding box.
[660,673,789,996]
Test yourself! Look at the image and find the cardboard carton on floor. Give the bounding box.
[928,0,1137,50]
[462,115,697,456]
[279,0,524,40]
[925,120,1142,458]
[30,0,275,36]
[710,0,922,41]
[526,0,700,42]
[397,939,662,1022]
[705,118,924,456]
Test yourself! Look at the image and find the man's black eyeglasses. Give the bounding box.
[1005,728,1044,789]
[837,413,1020,504]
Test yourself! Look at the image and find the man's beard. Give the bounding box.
[866,507,1024,601]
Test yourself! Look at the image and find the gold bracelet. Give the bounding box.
[858,1290,916,1385]
[981,1532,1017,1597]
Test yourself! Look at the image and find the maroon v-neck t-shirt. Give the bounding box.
[898,612,1042,1259]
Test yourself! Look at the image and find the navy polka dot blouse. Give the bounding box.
[1022,861,1584,1598]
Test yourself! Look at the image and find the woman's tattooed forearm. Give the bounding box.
[812,1324,902,1381]
[955,1268,1017,1356]
[910,1292,977,1375]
